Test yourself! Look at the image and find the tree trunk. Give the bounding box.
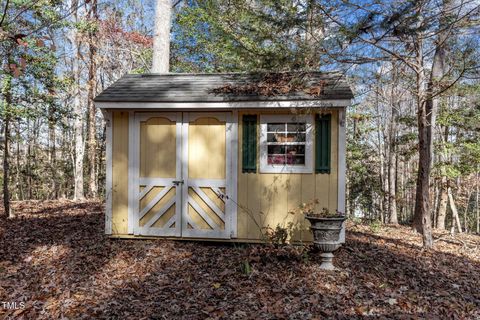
[448,187,462,233]
[73,99,85,200]
[2,57,12,218]
[2,112,10,217]
[412,29,433,247]
[71,0,85,201]
[375,89,386,223]
[15,121,23,200]
[413,0,451,247]
[27,122,33,200]
[388,84,398,224]
[436,177,448,230]
[48,99,58,199]
[475,174,480,234]
[412,43,433,247]
[436,125,449,230]
[304,0,323,68]
[152,0,172,73]
[87,0,98,198]
[432,181,438,228]
[414,97,433,247]
[388,136,398,223]
[476,173,479,234]
[428,0,450,170]
[463,190,471,234]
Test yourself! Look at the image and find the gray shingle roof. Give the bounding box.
[94,72,353,103]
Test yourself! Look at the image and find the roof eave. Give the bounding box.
[95,99,352,109]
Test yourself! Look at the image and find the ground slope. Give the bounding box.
[0,201,479,319]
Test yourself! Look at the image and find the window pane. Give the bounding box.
[267,123,285,132]
[286,145,305,155]
[268,155,286,165]
[293,155,305,165]
[268,145,285,155]
[267,132,281,142]
[287,123,306,132]
[286,132,306,142]
[286,154,305,165]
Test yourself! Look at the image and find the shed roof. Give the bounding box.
[94,72,353,105]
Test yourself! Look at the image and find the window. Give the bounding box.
[259,115,313,173]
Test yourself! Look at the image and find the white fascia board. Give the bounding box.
[95,99,351,110]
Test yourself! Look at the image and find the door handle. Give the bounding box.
[172,180,184,186]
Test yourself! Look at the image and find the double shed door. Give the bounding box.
[132,112,234,239]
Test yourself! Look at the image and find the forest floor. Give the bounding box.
[0,200,479,319]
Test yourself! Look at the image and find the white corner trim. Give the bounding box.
[225,113,233,238]
[181,112,190,237]
[259,114,314,174]
[95,99,351,110]
[128,111,135,234]
[230,110,238,238]
[338,108,347,243]
[174,112,183,237]
[102,109,113,235]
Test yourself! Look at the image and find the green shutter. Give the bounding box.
[242,115,257,173]
[315,114,331,174]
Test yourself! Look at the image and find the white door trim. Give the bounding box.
[181,112,233,239]
[128,111,237,239]
[131,112,182,237]
[181,112,190,236]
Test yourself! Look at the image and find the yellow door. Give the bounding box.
[182,113,232,238]
[132,112,234,239]
[134,113,182,237]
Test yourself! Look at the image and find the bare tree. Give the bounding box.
[70,0,85,200]
[152,0,172,73]
[87,0,98,198]
[2,49,12,217]
[319,0,478,247]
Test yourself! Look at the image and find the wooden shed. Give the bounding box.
[94,72,353,242]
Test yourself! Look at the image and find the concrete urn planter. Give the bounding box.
[305,216,346,270]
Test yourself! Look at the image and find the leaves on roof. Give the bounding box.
[210,72,327,97]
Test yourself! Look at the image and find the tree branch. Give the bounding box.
[0,0,9,27]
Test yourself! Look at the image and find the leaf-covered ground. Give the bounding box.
[0,200,479,319]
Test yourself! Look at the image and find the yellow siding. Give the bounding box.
[236,109,339,242]
[109,109,340,242]
[111,111,129,234]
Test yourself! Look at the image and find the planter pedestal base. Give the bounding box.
[319,252,335,270]
[305,216,346,271]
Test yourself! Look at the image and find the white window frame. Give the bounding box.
[259,114,314,174]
